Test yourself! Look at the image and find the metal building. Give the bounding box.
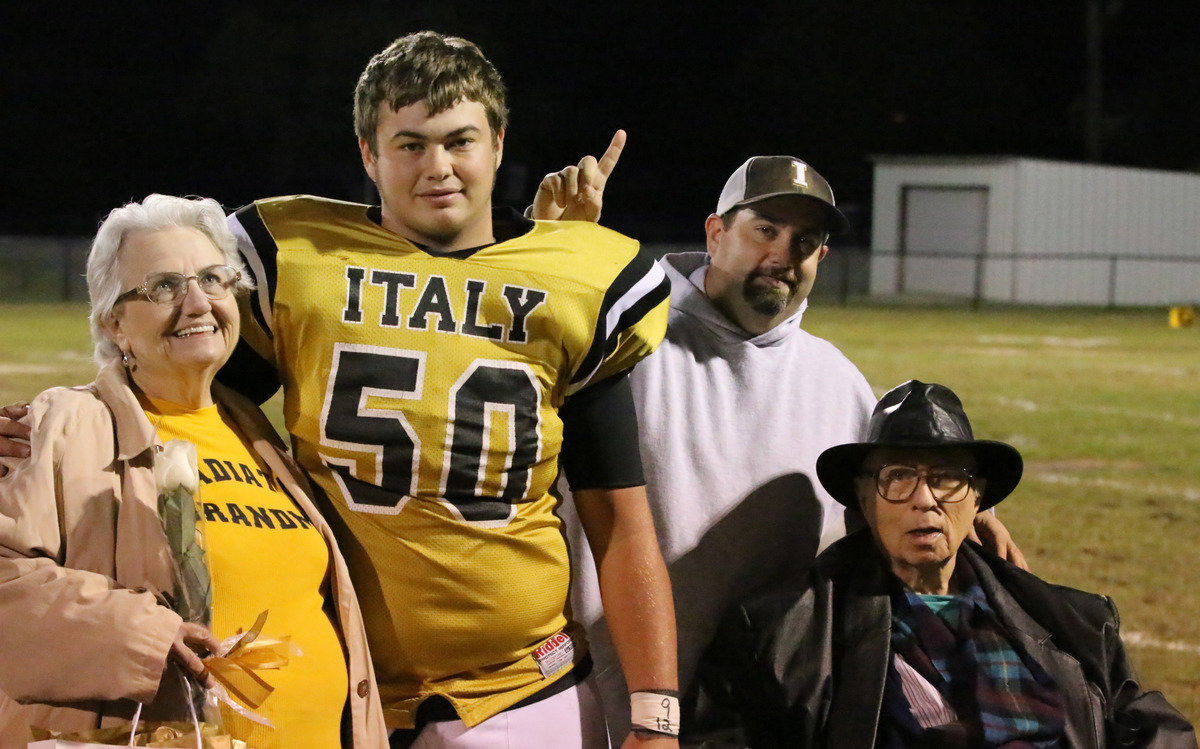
[868,156,1200,305]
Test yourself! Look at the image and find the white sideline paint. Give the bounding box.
[1075,403,1200,428]
[974,349,1191,379]
[991,395,1200,429]
[1124,631,1200,656]
[1106,362,1193,378]
[0,363,82,375]
[975,335,1115,349]
[995,396,1039,412]
[968,346,1029,358]
[1029,472,1200,503]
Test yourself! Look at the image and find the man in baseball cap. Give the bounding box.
[536,149,1023,741]
[704,155,850,335]
[716,155,850,233]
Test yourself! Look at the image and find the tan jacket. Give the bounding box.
[0,362,387,747]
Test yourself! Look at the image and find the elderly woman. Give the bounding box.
[0,195,386,747]
[695,381,1195,748]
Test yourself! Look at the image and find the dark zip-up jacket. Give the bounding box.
[692,531,1195,748]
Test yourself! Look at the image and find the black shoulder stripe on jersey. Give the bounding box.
[570,250,669,387]
[231,203,278,337]
[609,278,670,347]
[216,336,281,405]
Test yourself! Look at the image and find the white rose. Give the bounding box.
[154,439,199,494]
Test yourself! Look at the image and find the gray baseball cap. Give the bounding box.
[716,156,850,234]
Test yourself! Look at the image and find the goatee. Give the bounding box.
[743,273,796,316]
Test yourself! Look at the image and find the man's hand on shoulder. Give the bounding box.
[971,512,1029,570]
[0,403,31,477]
[532,129,626,223]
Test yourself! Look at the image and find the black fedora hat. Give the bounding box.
[816,381,1023,511]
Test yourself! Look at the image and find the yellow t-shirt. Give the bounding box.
[146,395,347,748]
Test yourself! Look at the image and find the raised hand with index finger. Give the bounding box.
[532,130,626,223]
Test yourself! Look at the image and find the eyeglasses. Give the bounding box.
[867,464,975,503]
[115,265,241,305]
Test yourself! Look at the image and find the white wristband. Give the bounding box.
[630,690,680,737]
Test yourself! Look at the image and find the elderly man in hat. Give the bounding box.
[692,381,1195,748]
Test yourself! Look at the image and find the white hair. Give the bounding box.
[86,194,253,365]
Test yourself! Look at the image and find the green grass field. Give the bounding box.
[3,301,1198,722]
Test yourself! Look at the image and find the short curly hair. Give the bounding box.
[86,194,253,366]
[354,31,508,153]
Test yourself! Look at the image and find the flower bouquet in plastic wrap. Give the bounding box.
[30,440,298,748]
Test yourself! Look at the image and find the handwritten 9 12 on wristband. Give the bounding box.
[630,690,680,737]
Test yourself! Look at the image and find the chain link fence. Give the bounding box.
[6,237,1192,308]
[1,236,91,303]
[870,249,1200,308]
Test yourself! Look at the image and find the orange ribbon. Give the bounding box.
[203,610,301,712]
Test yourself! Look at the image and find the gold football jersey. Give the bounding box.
[228,196,668,727]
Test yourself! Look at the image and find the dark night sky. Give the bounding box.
[2,1,1197,243]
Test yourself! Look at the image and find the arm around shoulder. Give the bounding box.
[0,403,31,471]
